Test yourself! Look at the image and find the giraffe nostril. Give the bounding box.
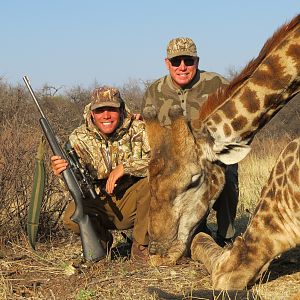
[149,241,157,255]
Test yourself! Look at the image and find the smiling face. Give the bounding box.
[165,55,199,88]
[91,106,120,135]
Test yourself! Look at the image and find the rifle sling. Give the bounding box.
[27,136,46,250]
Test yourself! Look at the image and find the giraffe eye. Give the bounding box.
[187,172,204,190]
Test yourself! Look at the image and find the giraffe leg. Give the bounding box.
[192,233,255,290]
[191,232,225,274]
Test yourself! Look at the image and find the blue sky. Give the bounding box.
[1,1,300,91]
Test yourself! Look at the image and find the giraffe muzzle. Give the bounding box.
[148,240,168,256]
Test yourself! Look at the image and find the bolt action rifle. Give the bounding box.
[64,141,99,197]
[23,75,106,261]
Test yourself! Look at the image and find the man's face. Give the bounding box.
[165,55,199,88]
[91,106,120,135]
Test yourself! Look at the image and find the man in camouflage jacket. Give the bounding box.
[51,87,150,262]
[142,37,238,246]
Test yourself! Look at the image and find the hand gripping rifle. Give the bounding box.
[23,76,106,261]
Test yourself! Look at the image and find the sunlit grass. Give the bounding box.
[0,273,11,300]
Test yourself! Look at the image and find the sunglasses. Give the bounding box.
[169,57,196,67]
[93,106,120,114]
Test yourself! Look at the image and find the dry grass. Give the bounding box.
[0,237,211,299]
[0,273,12,300]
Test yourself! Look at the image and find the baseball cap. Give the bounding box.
[90,87,123,110]
[166,37,198,59]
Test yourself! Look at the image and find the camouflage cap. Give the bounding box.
[166,37,198,59]
[90,87,123,110]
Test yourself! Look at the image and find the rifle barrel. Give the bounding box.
[23,76,46,119]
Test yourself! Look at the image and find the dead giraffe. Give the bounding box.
[191,137,300,290]
[144,14,300,267]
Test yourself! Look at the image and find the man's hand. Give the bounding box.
[133,113,143,120]
[106,164,124,194]
[50,155,68,176]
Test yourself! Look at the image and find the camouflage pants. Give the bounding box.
[212,164,239,239]
[63,177,150,249]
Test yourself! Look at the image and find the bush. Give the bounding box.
[0,82,86,242]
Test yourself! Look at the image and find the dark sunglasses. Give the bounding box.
[93,106,120,113]
[169,57,196,67]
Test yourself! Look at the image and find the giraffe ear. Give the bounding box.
[192,120,252,165]
[212,141,252,165]
[201,124,252,164]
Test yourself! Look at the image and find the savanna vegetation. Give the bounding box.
[0,77,300,300]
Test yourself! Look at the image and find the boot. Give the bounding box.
[215,232,233,247]
[130,239,149,264]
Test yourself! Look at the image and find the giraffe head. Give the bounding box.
[144,106,225,264]
[144,14,300,266]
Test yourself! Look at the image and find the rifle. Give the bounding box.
[64,142,111,197]
[64,141,98,199]
[23,75,106,262]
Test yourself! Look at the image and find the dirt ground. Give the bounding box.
[1,226,300,300]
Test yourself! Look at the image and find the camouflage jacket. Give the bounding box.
[69,104,150,180]
[142,70,228,126]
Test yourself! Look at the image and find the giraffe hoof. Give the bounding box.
[168,105,184,120]
[143,106,157,120]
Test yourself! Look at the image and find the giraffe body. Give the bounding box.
[191,137,300,289]
[144,14,300,267]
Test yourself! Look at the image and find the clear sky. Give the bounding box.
[1,1,300,91]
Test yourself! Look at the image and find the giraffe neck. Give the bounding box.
[196,15,300,144]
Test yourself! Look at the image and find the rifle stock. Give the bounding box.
[24,76,105,261]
